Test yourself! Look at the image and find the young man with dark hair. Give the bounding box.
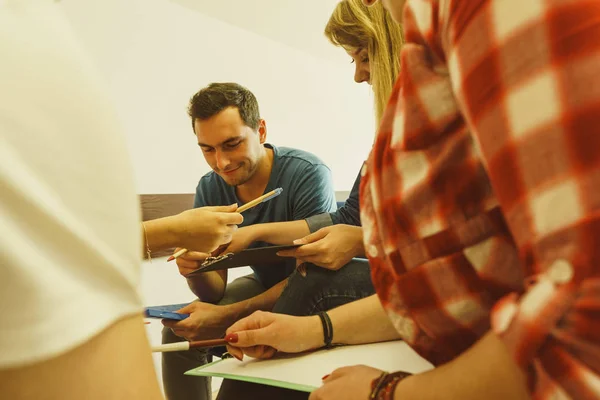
[161,82,366,400]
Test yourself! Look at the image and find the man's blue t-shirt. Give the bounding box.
[193,143,337,288]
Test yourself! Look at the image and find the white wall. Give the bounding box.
[59,0,375,194]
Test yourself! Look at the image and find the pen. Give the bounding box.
[167,188,284,262]
[151,338,228,353]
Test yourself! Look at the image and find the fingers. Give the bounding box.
[225,344,277,361]
[277,243,320,258]
[224,311,277,348]
[175,251,207,275]
[219,212,243,226]
[174,302,196,314]
[226,345,244,361]
[177,250,209,261]
[225,311,266,336]
[211,242,230,257]
[201,204,238,213]
[293,228,328,245]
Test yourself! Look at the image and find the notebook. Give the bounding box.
[185,340,433,392]
[185,244,302,275]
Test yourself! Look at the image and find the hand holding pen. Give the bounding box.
[167,188,283,262]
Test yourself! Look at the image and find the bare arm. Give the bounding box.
[186,270,228,304]
[328,294,400,345]
[224,294,402,360]
[0,315,162,400]
[244,220,311,246]
[395,332,529,400]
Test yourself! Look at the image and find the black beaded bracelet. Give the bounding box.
[317,311,333,349]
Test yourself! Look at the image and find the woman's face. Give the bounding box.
[360,0,405,23]
[346,47,371,84]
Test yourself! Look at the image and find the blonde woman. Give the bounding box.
[212,1,405,399]
[215,0,404,286]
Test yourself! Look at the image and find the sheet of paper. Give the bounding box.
[186,340,433,392]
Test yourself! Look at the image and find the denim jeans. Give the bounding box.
[162,259,374,400]
[161,275,266,400]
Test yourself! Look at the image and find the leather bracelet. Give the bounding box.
[369,371,412,400]
[317,311,333,349]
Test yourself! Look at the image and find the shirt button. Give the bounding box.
[547,259,574,284]
[361,163,368,176]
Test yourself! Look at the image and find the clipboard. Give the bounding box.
[185,244,302,276]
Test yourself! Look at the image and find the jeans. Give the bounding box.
[161,275,266,400]
[162,259,374,400]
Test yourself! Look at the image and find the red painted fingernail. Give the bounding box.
[321,374,330,381]
[225,333,238,343]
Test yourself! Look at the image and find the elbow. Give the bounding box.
[186,278,225,304]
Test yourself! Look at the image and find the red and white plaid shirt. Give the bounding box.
[360,0,600,398]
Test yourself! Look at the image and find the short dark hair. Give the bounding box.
[188,82,261,131]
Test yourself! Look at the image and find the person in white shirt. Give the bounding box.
[0,1,240,398]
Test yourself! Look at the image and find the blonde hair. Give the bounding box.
[325,0,404,123]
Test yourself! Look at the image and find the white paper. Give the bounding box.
[187,340,434,391]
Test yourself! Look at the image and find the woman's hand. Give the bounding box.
[224,311,323,361]
[170,204,243,252]
[310,365,384,400]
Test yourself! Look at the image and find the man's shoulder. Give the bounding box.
[275,146,329,170]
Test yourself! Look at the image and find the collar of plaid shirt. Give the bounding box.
[359,0,600,398]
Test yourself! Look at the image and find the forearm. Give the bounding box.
[396,332,530,400]
[186,271,227,303]
[226,279,287,320]
[253,220,311,245]
[0,315,162,400]
[329,294,400,345]
[142,217,178,254]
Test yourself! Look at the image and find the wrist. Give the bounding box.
[352,226,366,257]
[370,371,413,400]
[252,224,269,243]
[143,218,178,251]
[307,315,326,350]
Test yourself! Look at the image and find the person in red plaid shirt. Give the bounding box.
[223,0,600,399]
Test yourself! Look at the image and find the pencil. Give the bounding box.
[151,339,228,353]
[167,188,283,262]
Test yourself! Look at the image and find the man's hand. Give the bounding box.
[224,311,323,361]
[174,249,208,277]
[277,225,365,270]
[214,225,260,256]
[170,204,243,252]
[310,365,384,400]
[161,301,236,341]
